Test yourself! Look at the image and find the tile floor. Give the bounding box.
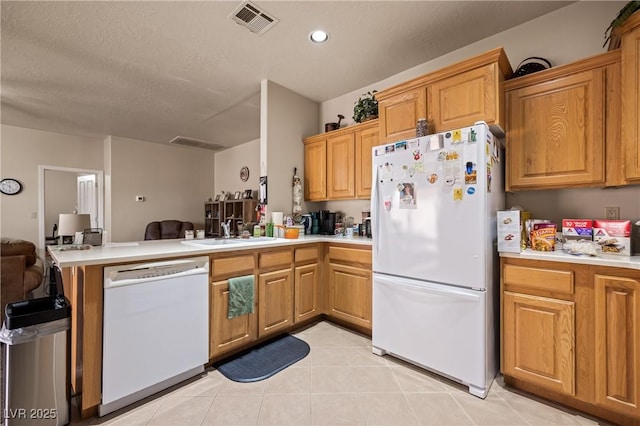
[70,321,613,426]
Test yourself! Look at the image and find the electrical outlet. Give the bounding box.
[604,207,620,220]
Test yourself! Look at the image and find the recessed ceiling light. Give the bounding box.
[309,30,329,43]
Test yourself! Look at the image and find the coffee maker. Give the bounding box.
[318,210,336,235]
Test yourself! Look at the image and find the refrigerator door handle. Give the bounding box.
[374,274,482,302]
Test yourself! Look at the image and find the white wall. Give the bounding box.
[0,125,104,243]
[109,136,215,241]
[214,138,260,198]
[319,1,640,223]
[261,80,319,221]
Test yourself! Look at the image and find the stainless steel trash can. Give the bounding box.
[1,296,71,426]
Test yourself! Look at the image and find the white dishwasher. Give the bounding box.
[100,256,209,417]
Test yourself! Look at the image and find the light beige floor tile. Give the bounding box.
[201,394,263,426]
[356,393,419,425]
[264,366,311,393]
[312,346,388,367]
[391,364,448,393]
[311,393,364,425]
[351,366,402,393]
[499,390,584,425]
[298,321,345,334]
[406,392,474,426]
[257,393,311,425]
[311,366,359,393]
[147,396,213,425]
[297,331,352,347]
[217,376,267,395]
[168,373,224,398]
[451,391,526,425]
[330,330,371,347]
[91,397,164,426]
[294,348,313,367]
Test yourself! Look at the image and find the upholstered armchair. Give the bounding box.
[144,220,194,240]
[1,238,44,320]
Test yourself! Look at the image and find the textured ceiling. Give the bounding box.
[1,1,572,150]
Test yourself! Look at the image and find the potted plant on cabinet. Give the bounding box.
[353,90,378,123]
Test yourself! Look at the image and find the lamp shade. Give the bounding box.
[58,213,91,236]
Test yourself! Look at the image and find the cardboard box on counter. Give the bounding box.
[497,211,521,253]
[593,220,631,256]
[562,219,593,241]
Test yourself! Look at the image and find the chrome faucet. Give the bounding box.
[221,220,231,238]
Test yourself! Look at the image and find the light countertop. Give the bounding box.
[48,235,372,268]
[500,249,640,270]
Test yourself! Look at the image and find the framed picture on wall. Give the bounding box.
[234,191,241,200]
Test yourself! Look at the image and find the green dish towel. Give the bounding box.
[228,275,255,319]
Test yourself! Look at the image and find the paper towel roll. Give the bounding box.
[271,212,284,226]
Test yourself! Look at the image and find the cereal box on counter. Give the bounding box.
[530,223,557,251]
[593,220,631,256]
[562,219,593,241]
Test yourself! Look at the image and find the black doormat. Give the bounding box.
[215,334,310,383]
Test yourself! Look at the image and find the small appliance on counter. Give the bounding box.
[364,217,372,238]
[318,210,336,235]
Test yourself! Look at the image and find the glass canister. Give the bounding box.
[416,118,428,137]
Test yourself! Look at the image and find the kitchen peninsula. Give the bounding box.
[49,235,372,419]
[500,250,640,425]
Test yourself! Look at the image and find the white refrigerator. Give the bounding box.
[371,122,503,398]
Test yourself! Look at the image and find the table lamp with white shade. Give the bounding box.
[58,213,91,244]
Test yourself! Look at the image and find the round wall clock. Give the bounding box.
[0,178,22,195]
[240,166,249,182]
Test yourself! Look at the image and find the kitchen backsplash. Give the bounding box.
[506,186,640,224]
[304,185,640,228]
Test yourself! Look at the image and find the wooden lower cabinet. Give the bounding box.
[501,258,640,425]
[327,262,371,330]
[594,274,640,418]
[295,262,319,323]
[503,291,575,395]
[258,268,294,338]
[209,279,258,358]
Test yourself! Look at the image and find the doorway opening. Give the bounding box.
[38,165,104,250]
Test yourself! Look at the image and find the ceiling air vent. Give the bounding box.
[169,136,226,151]
[229,1,278,35]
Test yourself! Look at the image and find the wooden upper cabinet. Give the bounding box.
[355,122,379,198]
[378,86,426,143]
[622,13,640,180]
[428,63,501,133]
[594,274,640,419]
[504,51,623,191]
[303,137,327,201]
[327,132,355,199]
[377,47,511,143]
[506,69,606,190]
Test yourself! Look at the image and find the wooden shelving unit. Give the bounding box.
[223,199,258,236]
[204,201,222,237]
